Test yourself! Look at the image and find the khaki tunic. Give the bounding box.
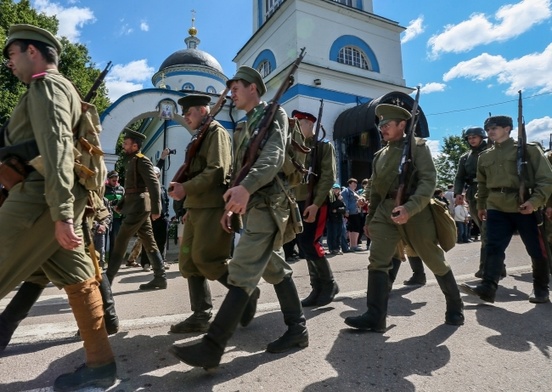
[366,137,450,276]
[0,70,94,298]
[179,120,233,280]
[227,104,292,294]
[295,139,336,206]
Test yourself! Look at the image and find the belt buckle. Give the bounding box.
[500,187,506,193]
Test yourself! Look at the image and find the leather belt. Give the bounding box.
[489,187,519,194]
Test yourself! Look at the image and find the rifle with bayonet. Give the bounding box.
[84,61,112,103]
[305,99,324,207]
[232,47,306,187]
[394,87,421,212]
[169,87,229,191]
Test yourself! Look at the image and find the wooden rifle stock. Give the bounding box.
[231,48,306,187]
[305,99,324,207]
[170,87,230,186]
[84,61,112,103]
[394,87,421,211]
[517,90,528,204]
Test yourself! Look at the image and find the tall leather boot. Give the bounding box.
[266,276,309,353]
[460,253,503,303]
[529,257,550,303]
[139,250,167,290]
[474,247,486,278]
[435,270,464,325]
[312,257,339,306]
[98,273,119,335]
[217,272,260,327]
[170,276,213,333]
[169,285,250,369]
[388,257,402,290]
[403,256,426,285]
[300,259,321,307]
[0,282,44,352]
[55,278,116,391]
[344,270,388,332]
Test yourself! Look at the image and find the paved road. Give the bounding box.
[0,235,550,391]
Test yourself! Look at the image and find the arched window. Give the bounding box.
[338,46,372,70]
[257,60,272,77]
[182,82,194,90]
[332,0,353,6]
[206,86,217,94]
[266,0,284,18]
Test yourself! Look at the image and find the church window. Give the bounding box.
[257,60,272,77]
[182,82,194,90]
[338,46,372,70]
[266,0,284,18]
[206,86,217,94]
[332,0,353,6]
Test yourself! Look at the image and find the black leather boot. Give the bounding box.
[403,256,426,285]
[474,246,486,278]
[312,257,339,306]
[435,270,464,325]
[98,273,119,335]
[139,250,167,290]
[460,253,502,303]
[217,272,260,327]
[300,260,321,307]
[344,270,388,332]
[171,276,212,333]
[529,257,550,303]
[0,282,44,351]
[169,285,250,369]
[266,276,309,353]
[388,257,402,290]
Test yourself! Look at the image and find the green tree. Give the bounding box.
[434,135,469,188]
[0,0,110,123]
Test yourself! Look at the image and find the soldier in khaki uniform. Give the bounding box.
[0,24,116,390]
[168,94,258,333]
[170,66,308,369]
[105,129,167,290]
[460,116,552,303]
[345,104,464,332]
[290,109,339,307]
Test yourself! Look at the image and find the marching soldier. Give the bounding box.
[0,24,116,389]
[170,66,308,369]
[105,129,167,290]
[460,116,552,303]
[291,109,339,307]
[345,104,464,331]
[168,94,258,334]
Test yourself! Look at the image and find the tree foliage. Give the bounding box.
[434,135,469,188]
[0,0,110,123]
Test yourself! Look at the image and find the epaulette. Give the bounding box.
[136,152,144,158]
[31,72,47,80]
[414,137,426,146]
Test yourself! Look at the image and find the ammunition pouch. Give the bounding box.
[0,156,31,191]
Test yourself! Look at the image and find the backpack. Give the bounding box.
[281,118,310,188]
[73,101,108,193]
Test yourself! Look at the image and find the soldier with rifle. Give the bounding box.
[345,100,464,332]
[167,93,259,334]
[291,105,339,307]
[170,60,309,370]
[460,96,552,304]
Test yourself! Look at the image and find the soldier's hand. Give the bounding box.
[391,206,410,225]
[220,211,234,233]
[55,220,82,250]
[364,224,370,238]
[151,213,160,221]
[303,204,319,223]
[161,148,171,159]
[478,209,487,221]
[182,211,189,223]
[168,182,186,200]
[223,185,250,215]
[519,201,534,215]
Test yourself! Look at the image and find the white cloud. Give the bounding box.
[140,21,150,32]
[118,23,134,36]
[443,43,552,95]
[426,139,441,157]
[526,116,552,145]
[420,82,446,94]
[428,0,552,57]
[105,60,155,101]
[401,16,425,44]
[33,0,95,42]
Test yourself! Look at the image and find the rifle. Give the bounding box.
[394,87,421,212]
[305,99,324,207]
[84,61,112,103]
[169,87,229,190]
[232,47,306,187]
[517,90,528,204]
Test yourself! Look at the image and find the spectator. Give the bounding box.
[341,178,363,251]
[327,184,347,254]
[104,171,125,261]
[454,194,471,243]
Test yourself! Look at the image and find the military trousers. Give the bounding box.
[228,200,293,295]
[0,181,94,299]
[179,207,232,281]
[296,201,328,260]
[368,199,450,276]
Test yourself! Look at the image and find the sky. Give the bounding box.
[25,0,552,153]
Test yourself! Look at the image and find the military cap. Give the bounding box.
[291,110,317,123]
[463,126,487,139]
[107,170,119,179]
[375,104,412,127]
[484,115,513,130]
[226,66,267,96]
[3,24,62,58]
[177,94,211,112]
[122,128,146,141]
